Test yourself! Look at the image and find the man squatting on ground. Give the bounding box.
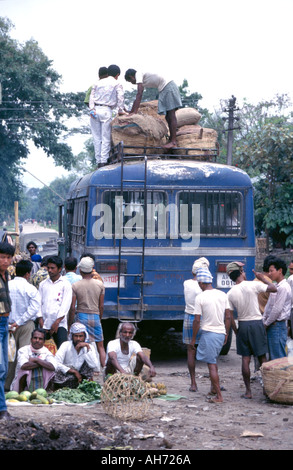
[190,268,231,403]
[105,322,156,379]
[53,322,99,389]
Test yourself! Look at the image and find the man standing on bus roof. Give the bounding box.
[226,261,277,399]
[190,268,231,403]
[89,64,126,169]
[124,69,182,149]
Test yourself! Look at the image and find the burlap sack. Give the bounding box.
[176,125,218,157]
[111,113,168,154]
[175,107,201,127]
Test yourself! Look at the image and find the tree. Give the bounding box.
[233,95,293,246]
[0,17,85,219]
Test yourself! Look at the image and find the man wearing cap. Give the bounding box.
[190,268,231,403]
[183,257,209,392]
[226,262,277,399]
[69,257,106,368]
[53,322,99,389]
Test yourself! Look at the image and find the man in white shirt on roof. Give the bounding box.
[38,256,72,349]
[125,69,182,149]
[89,64,126,169]
[226,261,277,399]
[5,259,41,390]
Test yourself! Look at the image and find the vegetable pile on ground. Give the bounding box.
[5,389,53,405]
[49,380,102,404]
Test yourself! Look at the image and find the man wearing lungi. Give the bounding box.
[125,69,182,149]
[11,328,56,393]
[69,257,106,368]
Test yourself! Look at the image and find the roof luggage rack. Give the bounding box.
[108,142,218,164]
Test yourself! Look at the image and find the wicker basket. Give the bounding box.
[101,373,151,421]
[261,357,293,404]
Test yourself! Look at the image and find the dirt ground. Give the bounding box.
[2,330,293,455]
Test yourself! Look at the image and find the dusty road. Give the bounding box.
[2,329,293,455]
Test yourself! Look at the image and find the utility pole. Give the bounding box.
[222,95,240,165]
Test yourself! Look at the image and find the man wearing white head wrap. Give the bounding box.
[190,268,231,403]
[182,258,211,392]
[192,257,210,275]
[53,322,99,389]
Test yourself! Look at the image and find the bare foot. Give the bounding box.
[241,393,252,399]
[207,396,223,403]
[162,141,177,149]
[189,385,198,392]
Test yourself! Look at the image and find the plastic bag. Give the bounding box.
[286,338,293,357]
[44,337,57,355]
[8,332,16,362]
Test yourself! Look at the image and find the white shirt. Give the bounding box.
[287,275,293,307]
[135,72,171,93]
[55,340,99,374]
[89,76,124,112]
[227,280,268,321]
[106,339,142,369]
[38,276,72,330]
[183,279,202,314]
[8,276,41,326]
[194,288,230,334]
[263,279,292,326]
[12,344,57,388]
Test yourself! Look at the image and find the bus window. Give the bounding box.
[71,199,88,244]
[178,190,244,237]
[102,190,168,238]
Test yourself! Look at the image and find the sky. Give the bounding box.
[1,0,293,188]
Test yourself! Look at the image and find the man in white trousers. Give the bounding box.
[89,64,125,168]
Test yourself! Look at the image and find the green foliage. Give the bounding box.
[0,17,85,218]
[233,96,293,246]
[19,175,76,223]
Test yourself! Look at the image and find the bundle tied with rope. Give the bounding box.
[101,373,152,421]
[261,356,293,404]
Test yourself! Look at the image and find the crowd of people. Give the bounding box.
[184,256,293,403]
[0,241,156,421]
[87,65,182,167]
[1,238,293,420]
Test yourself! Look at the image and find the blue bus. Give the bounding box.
[59,143,256,340]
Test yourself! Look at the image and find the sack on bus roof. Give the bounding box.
[111,113,169,154]
[175,107,201,127]
[176,126,218,157]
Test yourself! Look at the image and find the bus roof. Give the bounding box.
[67,159,252,199]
